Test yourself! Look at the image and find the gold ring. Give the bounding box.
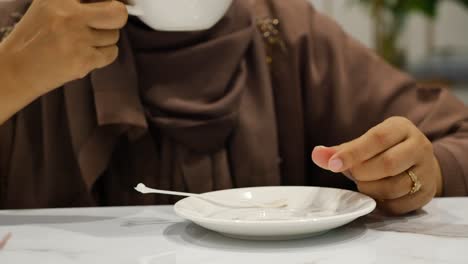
[407,169,422,195]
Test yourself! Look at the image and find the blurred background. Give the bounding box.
[309,0,468,104]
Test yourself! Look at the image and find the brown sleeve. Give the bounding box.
[0,0,30,206]
[302,7,468,196]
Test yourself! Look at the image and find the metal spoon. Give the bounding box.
[134,183,288,209]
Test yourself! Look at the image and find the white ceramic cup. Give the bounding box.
[125,0,234,31]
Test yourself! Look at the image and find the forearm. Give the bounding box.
[0,45,40,124]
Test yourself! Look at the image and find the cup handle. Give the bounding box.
[126,5,144,16]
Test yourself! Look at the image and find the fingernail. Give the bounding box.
[314,145,326,151]
[328,158,343,172]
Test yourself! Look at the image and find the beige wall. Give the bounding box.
[309,0,468,64]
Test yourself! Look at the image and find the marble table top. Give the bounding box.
[1,198,467,264]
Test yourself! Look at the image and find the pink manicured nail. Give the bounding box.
[328,158,343,172]
[313,145,325,151]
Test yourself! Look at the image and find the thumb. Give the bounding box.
[311,146,337,170]
[312,146,356,181]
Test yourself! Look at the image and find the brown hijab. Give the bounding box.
[63,1,280,205]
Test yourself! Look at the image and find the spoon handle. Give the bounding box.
[135,184,240,207]
[135,184,199,198]
[135,183,249,207]
[134,183,287,208]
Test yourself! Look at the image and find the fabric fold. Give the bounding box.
[63,1,281,202]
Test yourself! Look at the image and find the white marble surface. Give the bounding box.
[0,198,467,264]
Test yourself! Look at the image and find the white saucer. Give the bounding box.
[174,186,376,240]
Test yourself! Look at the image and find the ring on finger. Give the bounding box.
[407,169,422,195]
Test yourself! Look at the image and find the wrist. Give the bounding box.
[0,44,20,85]
[0,44,42,123]
[0,44,40,99]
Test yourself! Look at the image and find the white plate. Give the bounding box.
[174,186,376,240]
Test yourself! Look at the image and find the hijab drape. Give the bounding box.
[63,1,281,205]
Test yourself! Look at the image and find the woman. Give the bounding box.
[0,0,467,215]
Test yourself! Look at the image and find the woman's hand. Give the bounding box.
[1,0,128,95]
[312,116,443,215]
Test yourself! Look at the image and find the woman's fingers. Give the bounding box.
[94,45,119,69]
[350,137,424,182]
[311,146,337,170]
[310,116,440,215]
[357,157,436,214]
[3,0,128,90]
[81,1,124,71]
[82,1,128,30]
[327,117,412,173]
[89,29,120,47]
[357,166,417,200]
[378,178,436,215]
